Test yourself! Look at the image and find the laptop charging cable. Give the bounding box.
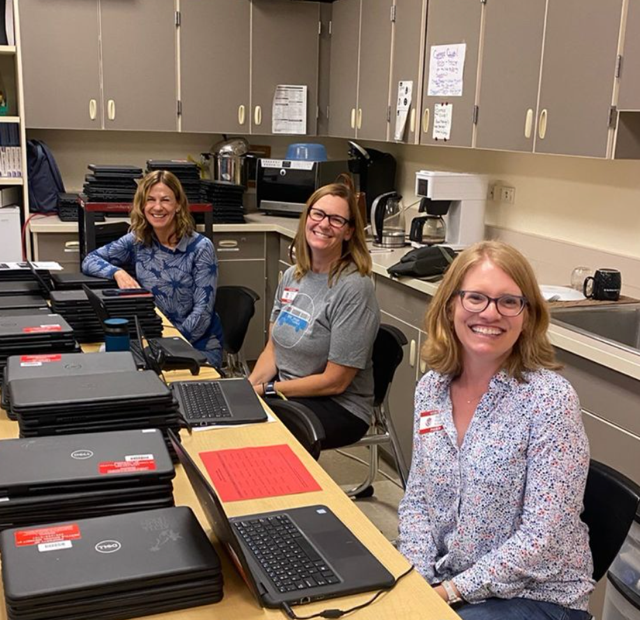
[280,564,415,619]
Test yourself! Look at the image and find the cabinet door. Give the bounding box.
[180,0,250,133]
[419,0,482,147]
[534,0,623,157]
[251,0,320,136]
[327,0,360,138]
[20,0,102,129]
[356,0,393,141]
[100,0,177,131]
[618,0,640,110]
[389,0,427,144]
[475,0,546,152]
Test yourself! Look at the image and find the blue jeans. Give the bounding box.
[456,598,592,620]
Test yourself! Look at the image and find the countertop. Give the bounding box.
[29,214,640,382]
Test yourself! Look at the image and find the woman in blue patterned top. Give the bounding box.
[398,241,593,620]
[82,170,223,368]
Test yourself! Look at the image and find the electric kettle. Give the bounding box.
[370,192,406,248]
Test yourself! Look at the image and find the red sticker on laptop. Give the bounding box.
[22,325,62,333]
[98,459,156,475]
[419,410,444,434]
[15,524,81,547]
[19,354,62,366]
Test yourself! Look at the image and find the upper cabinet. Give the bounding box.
[328,0,393,141]
[20,0,177,132]
[419,0,482,148]
[180,0,250,134]
[618,0,640,111]
[20,0,102,130]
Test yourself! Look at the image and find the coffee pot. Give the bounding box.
[409,214,447,245]
[370,191,406,248]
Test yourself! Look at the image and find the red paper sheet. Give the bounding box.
[199,444,321,502]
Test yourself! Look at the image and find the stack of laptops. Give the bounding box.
[0,314,79,381]
[0,430,176,529]
[51,272,115,290]
[82,164,143,203]
[49,288,162,343]
[11,370,184,459]
[146,160,201,202]
[57,192,82,222]
[2,351,139,420]
[200,180,245,224]
[0,264,53,290]
[0,506,223,620]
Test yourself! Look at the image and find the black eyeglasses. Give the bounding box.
[456,290,528,317]
[308,207,352,229]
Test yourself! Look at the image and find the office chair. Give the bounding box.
[269,324,409,497]
[582,460,640,581]
[214,285,260,377]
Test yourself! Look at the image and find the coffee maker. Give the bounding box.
[348,141,397,218]
[411,171,488,248]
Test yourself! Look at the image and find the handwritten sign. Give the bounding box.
[432,103,453,141]
[427,44,466,97]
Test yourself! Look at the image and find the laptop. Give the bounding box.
[169,431,395,608]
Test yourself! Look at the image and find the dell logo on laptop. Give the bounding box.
[70,450,94,460]
[95,540,121,553]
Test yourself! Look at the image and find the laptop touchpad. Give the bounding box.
[312,530,368,560]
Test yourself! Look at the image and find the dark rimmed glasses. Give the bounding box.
[456,290,528,317]
[308,207,352,229]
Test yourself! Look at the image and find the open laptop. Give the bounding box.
[168,430,395,608]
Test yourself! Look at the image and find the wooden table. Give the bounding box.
[0,322,459,620]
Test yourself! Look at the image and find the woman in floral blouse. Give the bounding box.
[82,170,223,368]
[398,241,593,620]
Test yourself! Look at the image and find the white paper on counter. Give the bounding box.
[0,261,63,270]
[427,43,466,97]
[432,103,453,140]
[272,85,307,134]
[394,80,413,141]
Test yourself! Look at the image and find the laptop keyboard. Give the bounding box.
[177,382,231,421]
[234,515,340,593]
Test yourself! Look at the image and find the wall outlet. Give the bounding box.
[487,184,497,201]
[500,185,516,204]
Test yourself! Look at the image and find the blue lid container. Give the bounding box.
[285,143,328,162]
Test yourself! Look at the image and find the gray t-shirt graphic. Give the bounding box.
[270,267,380,424]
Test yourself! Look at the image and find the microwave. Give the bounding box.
[256,159,350,216]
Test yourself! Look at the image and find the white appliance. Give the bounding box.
[414,171,488,248]
[0,206,22,261]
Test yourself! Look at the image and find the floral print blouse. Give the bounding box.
[398,368,594,610]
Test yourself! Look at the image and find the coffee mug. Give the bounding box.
[583,269,622,301]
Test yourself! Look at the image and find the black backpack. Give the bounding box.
[387,246,457,279]
[26,139,65,213]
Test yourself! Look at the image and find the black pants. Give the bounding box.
[267,396,369,450]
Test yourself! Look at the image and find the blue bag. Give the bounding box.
[26,139,65,213]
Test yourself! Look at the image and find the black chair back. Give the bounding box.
[372,324,408,406]
[214,286,260,355]
[266,399,325,460]
[582,460,640,581]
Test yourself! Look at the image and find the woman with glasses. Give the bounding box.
[398,241,593,620]
[249,174,379,450]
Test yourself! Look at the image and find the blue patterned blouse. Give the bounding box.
[398,368,594,610]
[82,232,223,367]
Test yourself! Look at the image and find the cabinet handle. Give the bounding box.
[350,108,356,129]
[422,108,430,134]
[278,270,283,284]
[524,108,533,139]
[254,105,262,126]
[409,339,416,367]
[357,108,363,130]
[409,108,416,133]
[107,99,116,121]
[419,358,427,374]
[238,105,246,126]
[538,108,548,139]
[89,99,97,121]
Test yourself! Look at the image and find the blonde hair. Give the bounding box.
[422,240,560,381]
[291,173,371,286]
[130,170,194,246]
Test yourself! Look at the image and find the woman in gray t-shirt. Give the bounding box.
[249,175,380,451]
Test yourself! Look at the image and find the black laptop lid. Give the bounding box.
[0,429,174,492]
[0,506,220,603]
[51,273,115,289]
[0,295,48,310]
[82,284,110,325]
[0,314,73,337]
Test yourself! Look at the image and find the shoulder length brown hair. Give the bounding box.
[290,173,371,286]
[422,240,560,381]
[130,170,195,246]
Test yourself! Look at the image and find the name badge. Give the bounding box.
[280,287,299,304]
[419,410,444,434]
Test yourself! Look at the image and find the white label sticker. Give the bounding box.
[141,429,156,433]
[20,362,42,367]
[125,454,154,462]
[38,540,73,553]
[0,497,9,503]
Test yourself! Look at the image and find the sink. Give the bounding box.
[550,304,640,353]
